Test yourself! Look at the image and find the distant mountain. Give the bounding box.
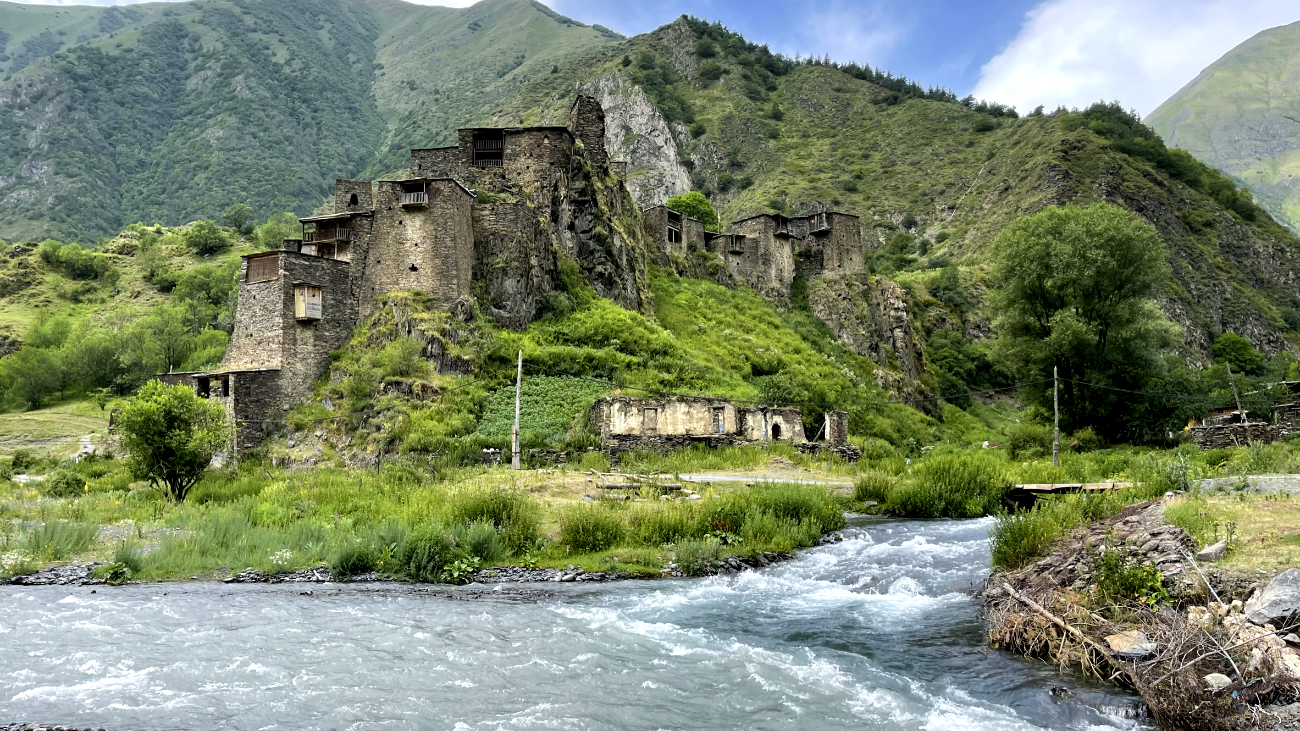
[0,0,618,241]
[1146,20,1300,233]
[1,2,1298,363]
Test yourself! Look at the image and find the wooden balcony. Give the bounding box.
[401,191,428,206]
[303,228,352,244]
[472,157,504,168]
[809,212,831,233]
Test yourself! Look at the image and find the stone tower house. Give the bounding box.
[174,96,638,453]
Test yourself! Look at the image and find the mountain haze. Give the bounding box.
[1147,20,1300,233]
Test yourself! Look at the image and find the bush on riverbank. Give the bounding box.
[882,452,1011,519]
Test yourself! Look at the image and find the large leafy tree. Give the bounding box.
[116,380,226,503]
[993,203,1179,439]
[665,191,721,233]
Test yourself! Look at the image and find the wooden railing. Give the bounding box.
[472,158,504,168]
[402,192,428,205]
[473,139,504,150]
[809,213,830,232]
[303,228,352,243]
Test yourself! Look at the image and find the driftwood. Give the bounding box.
[1000,582,1119,668]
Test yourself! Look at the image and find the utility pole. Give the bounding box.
[1227,362,1244,419]
[1052,366,1060,468]
[512,349,523,470]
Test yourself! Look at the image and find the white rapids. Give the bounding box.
[0,516,1150,730]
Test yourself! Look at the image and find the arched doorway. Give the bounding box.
[771,423,783,441]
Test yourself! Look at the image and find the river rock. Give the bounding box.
[1203,672,1233,692]
[1244,568,1300,628]
[1196,540,1228,562]
[1105,630,1156,659]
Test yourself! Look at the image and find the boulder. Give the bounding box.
[1244,568,1300,628]
[1105,630,1156,659]
[1203,672,1233,692]
[1196,540,1228,562]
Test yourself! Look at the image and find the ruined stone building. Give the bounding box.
[641,206,863,304]
[174,97,646,452]
[589,396,806,458]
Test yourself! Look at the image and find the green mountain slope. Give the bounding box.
[0,0,616,241]
[1146,20,1300,233]
[488,18,1300,359]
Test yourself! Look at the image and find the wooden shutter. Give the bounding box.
[247,254,279,283]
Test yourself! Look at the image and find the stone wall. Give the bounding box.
[1190,423,1291,449]
[334,179,373,214]
[726,216,796,303]
[411,127,575,206]
[642,205,705,262]
[825,411,849,446]
[820,213,863,276]
[569,95,608,166]
[591,396,740,438]
[362,179,473,316]
[223,253,288,370]
[739,408,806,443]
[225,369,285,453]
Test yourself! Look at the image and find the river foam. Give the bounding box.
[0,516,1148,730]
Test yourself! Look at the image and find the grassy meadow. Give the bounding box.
[4,434,1300,585]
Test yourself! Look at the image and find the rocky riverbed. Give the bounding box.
[980,499,1300,731]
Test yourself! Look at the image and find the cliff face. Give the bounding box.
[582,72,692,209]
[807,275,930,399]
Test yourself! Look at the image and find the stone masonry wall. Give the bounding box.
[223,254,288,370]
[362,180,473,317]
[227,370,285,452]
[334,179,373,214]
[727,216,795,303]
[472,201,554,328]
[569,95,608,166]
[276,252,358,406]
[821,213,863,276]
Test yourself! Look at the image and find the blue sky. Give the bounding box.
[11,0,1299,115]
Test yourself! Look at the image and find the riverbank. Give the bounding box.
[980,493,1300,730]
[1,458,850,586]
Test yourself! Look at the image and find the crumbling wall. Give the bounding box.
[569,95,608,166]
[740,408,806,443]
[726,216,796,303]
[1190,423,1290,449]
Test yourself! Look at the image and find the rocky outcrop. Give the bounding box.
[807,274,929,395]
[1244,568,1300,629]
[582,72,691,209]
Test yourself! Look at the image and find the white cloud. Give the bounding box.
[779,0,905,67]
[972,0,1298,116]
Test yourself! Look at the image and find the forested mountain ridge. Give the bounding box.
[1147,20,1300,235]
[2,1,1298,370]
[488,17,1300,360]
[0,0,617,241]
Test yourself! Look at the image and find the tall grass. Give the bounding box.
[888,453,1010,519]
[23,521,99,560]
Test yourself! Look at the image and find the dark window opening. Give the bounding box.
[667,210,682,244]
[712,407,725,434]
[409,264,419,272]
[472,130,505,168]
[771,423,783,440]
[349,193,359,206]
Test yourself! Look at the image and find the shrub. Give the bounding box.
[738,511,820,553]
[1007,422,1053,460]
[675,538,721,576]
[1070,427,1101,452]
[43,468,85,498]
[990,507,1068,569]
[853,471,896,503]
[452,521,504,564]
[890,453,1010,518]
[330,540,378,580]
[184,221,228,256]
[445,488,540,555]
[398,525,463,583]
[1095,549,1169,607]
[9,448,35,472]
[558,504,625,553]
